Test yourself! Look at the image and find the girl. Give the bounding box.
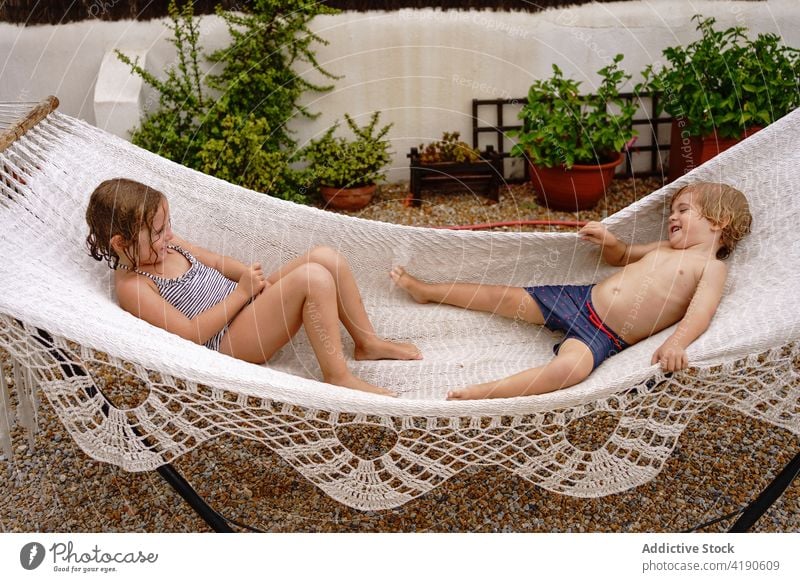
[86,178,420,397]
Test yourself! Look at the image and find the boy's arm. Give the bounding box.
[651,260,728,372]
[579,222,669,266]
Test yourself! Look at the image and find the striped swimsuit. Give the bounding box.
[121,245,238,351]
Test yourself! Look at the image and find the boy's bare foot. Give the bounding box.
[390,266,430,303]
[354,338,422,361]
[328,373,397,397]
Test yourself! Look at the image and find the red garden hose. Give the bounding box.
[433,219,588,231]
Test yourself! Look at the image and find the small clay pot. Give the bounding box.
[319,184,376,211]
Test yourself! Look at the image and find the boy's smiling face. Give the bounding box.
[667,188,722,250]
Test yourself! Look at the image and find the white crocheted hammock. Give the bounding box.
[1,102,798,511]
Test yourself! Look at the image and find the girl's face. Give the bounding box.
[117,199,173,266]
[135,199,173,266]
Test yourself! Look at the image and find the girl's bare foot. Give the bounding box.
[390,266,430,303]
[446,384,497,400]
[354,338,422,361]
[328,373,397,397]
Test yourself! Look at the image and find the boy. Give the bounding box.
[391,182,752,400]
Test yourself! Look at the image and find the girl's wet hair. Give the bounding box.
[86,178,165,269]
[671,182,752,259]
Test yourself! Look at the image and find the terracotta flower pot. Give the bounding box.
[319,184,376,211]
[529,153,623,211]
[699,126,762,163]
[668,119,763,182]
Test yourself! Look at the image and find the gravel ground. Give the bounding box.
[1,177,798,533]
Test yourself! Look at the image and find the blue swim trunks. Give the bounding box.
[524,284,629,369]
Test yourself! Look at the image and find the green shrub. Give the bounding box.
[116,0,338,203]
[737,32,800,128]
[115,1,208,168]
[206,0,339,154]
[305,112,393,189]
[196,113,293,194]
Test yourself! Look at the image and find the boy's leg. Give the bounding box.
[390,267,544,324]
[447,339,594,400]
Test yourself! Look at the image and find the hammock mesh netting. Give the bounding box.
[0,107,798,510]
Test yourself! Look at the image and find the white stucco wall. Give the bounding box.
[1,0,798,181]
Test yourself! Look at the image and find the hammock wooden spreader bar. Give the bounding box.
[0,96,59,153]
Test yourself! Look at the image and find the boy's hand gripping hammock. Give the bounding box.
[0,100,798,510]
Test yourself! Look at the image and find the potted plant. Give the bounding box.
[406,132,503,206]
[415,131,481,164]
[739,32,800,130]
[641,15,800,181]
[510,54,637,211]
[305,111,393,210]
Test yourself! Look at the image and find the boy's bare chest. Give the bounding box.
[596,251,707,340]
[634,250,703,294]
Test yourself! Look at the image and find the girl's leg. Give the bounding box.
[390,266,544,324]
[268,246,421,360]
[447,339,594,400]
[219,263,394,396]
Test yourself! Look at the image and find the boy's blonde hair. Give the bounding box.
[86,178,165,269]
[672,182,752,259]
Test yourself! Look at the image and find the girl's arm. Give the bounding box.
[171,234,250,282]
[579,222,669,266]
[116,266,264,346]
[651,260,728,371]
